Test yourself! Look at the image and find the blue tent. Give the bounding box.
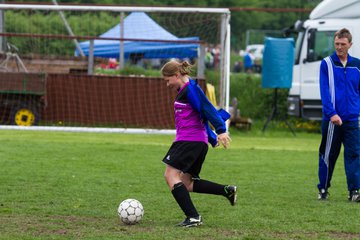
[77,12,199,59]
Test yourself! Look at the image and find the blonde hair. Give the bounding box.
[161,60,193,77]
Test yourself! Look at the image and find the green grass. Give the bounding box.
[0,128,359,240]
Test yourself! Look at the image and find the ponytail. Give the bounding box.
[161,60,193,77]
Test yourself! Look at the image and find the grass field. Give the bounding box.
[0,127,359,240]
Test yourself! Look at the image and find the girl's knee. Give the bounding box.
[181,179,194,192]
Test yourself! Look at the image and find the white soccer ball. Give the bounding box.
[117,199,144,225]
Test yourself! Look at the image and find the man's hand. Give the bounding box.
[217,133,231,149]
[330,114,343,126]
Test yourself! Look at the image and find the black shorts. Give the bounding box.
[162,141,208,178]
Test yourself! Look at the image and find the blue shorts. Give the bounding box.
[162,141,208,178]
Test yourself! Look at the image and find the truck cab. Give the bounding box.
[287,0,360,120]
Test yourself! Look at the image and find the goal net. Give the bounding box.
[0,4,230,133]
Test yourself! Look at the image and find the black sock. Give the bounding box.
[193,179,226,196]
[171,182,199,218]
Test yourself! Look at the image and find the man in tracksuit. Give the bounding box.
[317,28,360,202]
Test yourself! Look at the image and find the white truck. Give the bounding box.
[287,0,360,120]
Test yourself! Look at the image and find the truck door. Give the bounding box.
[300,29,335,119]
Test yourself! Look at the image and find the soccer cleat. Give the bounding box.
[224,185,237,206]
[318,189,329,200]
[348,190,360,202]
[176,215,202,227]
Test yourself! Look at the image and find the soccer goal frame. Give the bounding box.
[0,4,231,134]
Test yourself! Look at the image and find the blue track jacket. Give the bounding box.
[186,79,230,147]
[320,52,360,121]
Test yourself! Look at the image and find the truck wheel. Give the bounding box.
[10,105,40,126]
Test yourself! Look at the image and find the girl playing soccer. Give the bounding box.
[161,60,237,227]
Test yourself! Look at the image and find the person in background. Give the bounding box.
[243,50,254,73]
[317,28,360,202]
[161,60,237,227]
[212,44,221,69]
[252,58,262,74]
[205,47,214,69]
[233,61,243,73]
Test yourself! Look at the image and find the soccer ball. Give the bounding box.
[117,199,144,225]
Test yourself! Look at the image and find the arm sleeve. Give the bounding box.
[319,60,337,119]
[198,87,227,134]
[187,82,227,134]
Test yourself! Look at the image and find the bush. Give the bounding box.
[227,72,321,132]
[229,72,289,120]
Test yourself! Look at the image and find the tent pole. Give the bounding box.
[119,12,125,69]
[51,0,84,57]
[88,40,94,75]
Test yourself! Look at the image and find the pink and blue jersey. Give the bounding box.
[173,80,230,147]
[174,82,207,143]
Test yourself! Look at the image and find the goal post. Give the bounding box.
[0,4,231,133]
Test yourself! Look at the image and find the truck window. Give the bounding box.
[307,30,335,62]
